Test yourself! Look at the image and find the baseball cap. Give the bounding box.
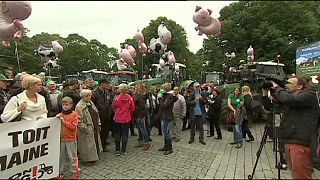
[193,82,200,87]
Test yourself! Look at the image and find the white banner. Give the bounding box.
[0,118,61,179]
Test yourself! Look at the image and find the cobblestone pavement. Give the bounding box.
[77,122,293,179]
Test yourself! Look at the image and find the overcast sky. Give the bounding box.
[24,1,236,53]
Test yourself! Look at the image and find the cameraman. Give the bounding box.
[272,76,320,179]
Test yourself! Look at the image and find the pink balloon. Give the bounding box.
[193,6,212,27]
[135,30,144,43]
[127,45,137,59]
[0,1,32,47]
[119,49,135,66]
[138,42,148,54]
[193,6,221,37]
[195,17,221,37]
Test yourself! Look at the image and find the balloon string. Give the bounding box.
[15,42,21,72]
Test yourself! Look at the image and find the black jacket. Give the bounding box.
[206,94,222,119]
[275,87,320,146]
[92,88,113,121]
[159,93,178,120]
[134,93,147,118]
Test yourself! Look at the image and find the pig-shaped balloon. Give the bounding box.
[52,41,63,55]
[119,48,135,66]
[193,6,221,37]
[149,38,167,54]
[192,6,212,27]
[126,45,137,59]
[138,42,148,54]
[157,23,172,45]
[0,1,32,47]
[135,30,144,43]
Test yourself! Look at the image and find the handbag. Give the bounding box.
[226,110,235,125]
[11,96,22,122]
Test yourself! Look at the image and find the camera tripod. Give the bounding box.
[248,107,285,180]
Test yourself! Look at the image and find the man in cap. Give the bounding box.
[0,74,13,122]
[188,82,207,145]
[92,78,114,152]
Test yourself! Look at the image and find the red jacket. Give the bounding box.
[59,111,79,141]
[113,94,135,123]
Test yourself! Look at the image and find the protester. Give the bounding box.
[113,83,135,155]
[92,79,113,152]
[158,83,178,155]
[0,74,13,123]
[56,97,81,179]
[206,88,222,139]
[241,86,255,142]
[145,86,158,140]
[75,89,102,165]
[272,76,320,179]
[172,86,186,142]
[47,80,61,117]
[62,79,81,110]
[188,82,206,145]
[133,83,151,151]
[1,75,48,122]
[85,78,95,91]
[227,87,245,148]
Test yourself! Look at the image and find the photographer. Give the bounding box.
[272,76,320,179]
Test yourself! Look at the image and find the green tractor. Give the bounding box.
[217,61,287,126]
[129,62,189,88]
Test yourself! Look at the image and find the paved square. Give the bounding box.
[77,121,293,179]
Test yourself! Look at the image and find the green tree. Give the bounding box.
[200,1,320,74]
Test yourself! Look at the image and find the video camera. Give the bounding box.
[256,73,287,90]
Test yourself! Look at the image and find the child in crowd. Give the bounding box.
[57,96,81,179]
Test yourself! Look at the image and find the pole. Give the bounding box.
[141,54,144,79]
[15,42,21,72]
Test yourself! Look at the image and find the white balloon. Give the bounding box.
[52,41,63,54]
[174,65,180,72]
[159,58,165,68]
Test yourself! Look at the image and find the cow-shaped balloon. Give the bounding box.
[193,5,221,37]
[0,1,32,47]
[157,22,172,45]
[36,41,63,70]
[149,37,167,54]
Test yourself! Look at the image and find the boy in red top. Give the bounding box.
[56,96,81,179]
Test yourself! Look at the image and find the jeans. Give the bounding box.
[190,115,204,141]
[145,113,153,138]
[162,118,173,140]
[285,144,314,179]
[114,121,130,153]
[136,117,149,143]
[232,122,243,144]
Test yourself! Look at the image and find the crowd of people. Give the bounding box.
[0,68,320,179]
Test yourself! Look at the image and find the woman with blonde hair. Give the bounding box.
[133,83,151,151]
[113,83,135,155]
[1,75,48,122]
[75,89,102,165]
[241,86,255,142]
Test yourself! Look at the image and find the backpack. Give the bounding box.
[311,91,320,170]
